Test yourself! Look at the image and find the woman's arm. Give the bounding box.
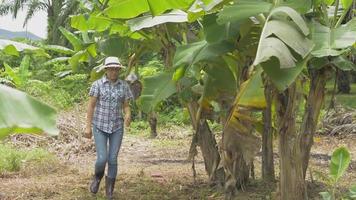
[123,100,131,127]
[84,96,97,138]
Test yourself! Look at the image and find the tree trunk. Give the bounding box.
[197,120,222,183]
[148,112,157,138]
[46,8,55,44]
[337,70,350,94]
[299,68,328,177]
[262,81,275,182]
[187,102,223,184]
[47,1,79,45]
[222,132,252,199]
[221,108,259,199]
[276,83,307,200]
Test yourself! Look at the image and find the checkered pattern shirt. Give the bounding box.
[89,76,133,133]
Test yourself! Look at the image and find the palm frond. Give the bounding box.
[0,2,13,16]
[55,0,79,27]
[60,0,79,16]
[13,0,28,18]
[23,0,47,27]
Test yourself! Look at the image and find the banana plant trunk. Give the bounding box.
[299,68,328,177]
[186,102,223,184]
[197,120,222,183]
[222,110,258,199]
[262,80,275,182]
[149,111,158,138]
[276,83,307,200]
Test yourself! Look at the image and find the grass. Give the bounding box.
[325,82,356,109]
[68,175,224,200]
[0,143,56,174]
[127,120,151,137]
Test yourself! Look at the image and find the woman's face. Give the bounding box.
[105,67,120,82]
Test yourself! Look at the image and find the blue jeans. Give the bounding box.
[93,125,124,179]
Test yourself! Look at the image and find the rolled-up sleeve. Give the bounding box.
[89,81,99,97]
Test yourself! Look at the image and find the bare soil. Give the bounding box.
[0,107,355,200]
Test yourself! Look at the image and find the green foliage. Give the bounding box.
[2,55,32,88]
[146,0,194,16]
[0,39,39,52]
[105,0,194,19]
[0,85,58,140]
[262,57,308,91]
[207,120,223,134]
[98,37,138,58]
[59,27,83,51]
[202,13,240,43]
[349,185,356,199]
[325,82,356,108]
[42,45,75,55]
[217,0,272,24]
[25,73,89,109]
[253,6,313,69]
[0,144,55,173]
[341,0,353,10]
[56,74,89,102]
[128,120,150,137]
[138,71,177,113]
[174,40,235,68]
[310,19,356,58]
[158,107,191,126]
[317,147,353,200]
[3,45,19,56]
[238,68,266,109]
[330,147,351,183]
[139,59,164,77]
[105,0,150,19]
[127,10,188,31]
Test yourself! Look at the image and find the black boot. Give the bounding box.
[89,171,104,194]
[105,176,116,200]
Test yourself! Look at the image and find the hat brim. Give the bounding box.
[96,64,125,72]
[105,63,123,68]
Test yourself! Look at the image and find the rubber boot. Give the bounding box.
[89,171,104,194]
[105,176,116,200]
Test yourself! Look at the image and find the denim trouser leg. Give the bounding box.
[93,125,124,179]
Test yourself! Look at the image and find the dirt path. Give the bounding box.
[0,108,355,200]
[0,130,214,200]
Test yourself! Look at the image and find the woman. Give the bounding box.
[84,56,133,199]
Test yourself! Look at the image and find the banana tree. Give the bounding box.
[173,8,273,195]
[225,0,355,199]
[300,0,356,180]
[66,0,356,199]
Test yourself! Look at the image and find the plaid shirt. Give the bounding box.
[89,76,133,133]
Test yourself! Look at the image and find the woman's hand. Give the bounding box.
[123,100,131,128]
[124,117,131,127]
[84,126,92,139]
